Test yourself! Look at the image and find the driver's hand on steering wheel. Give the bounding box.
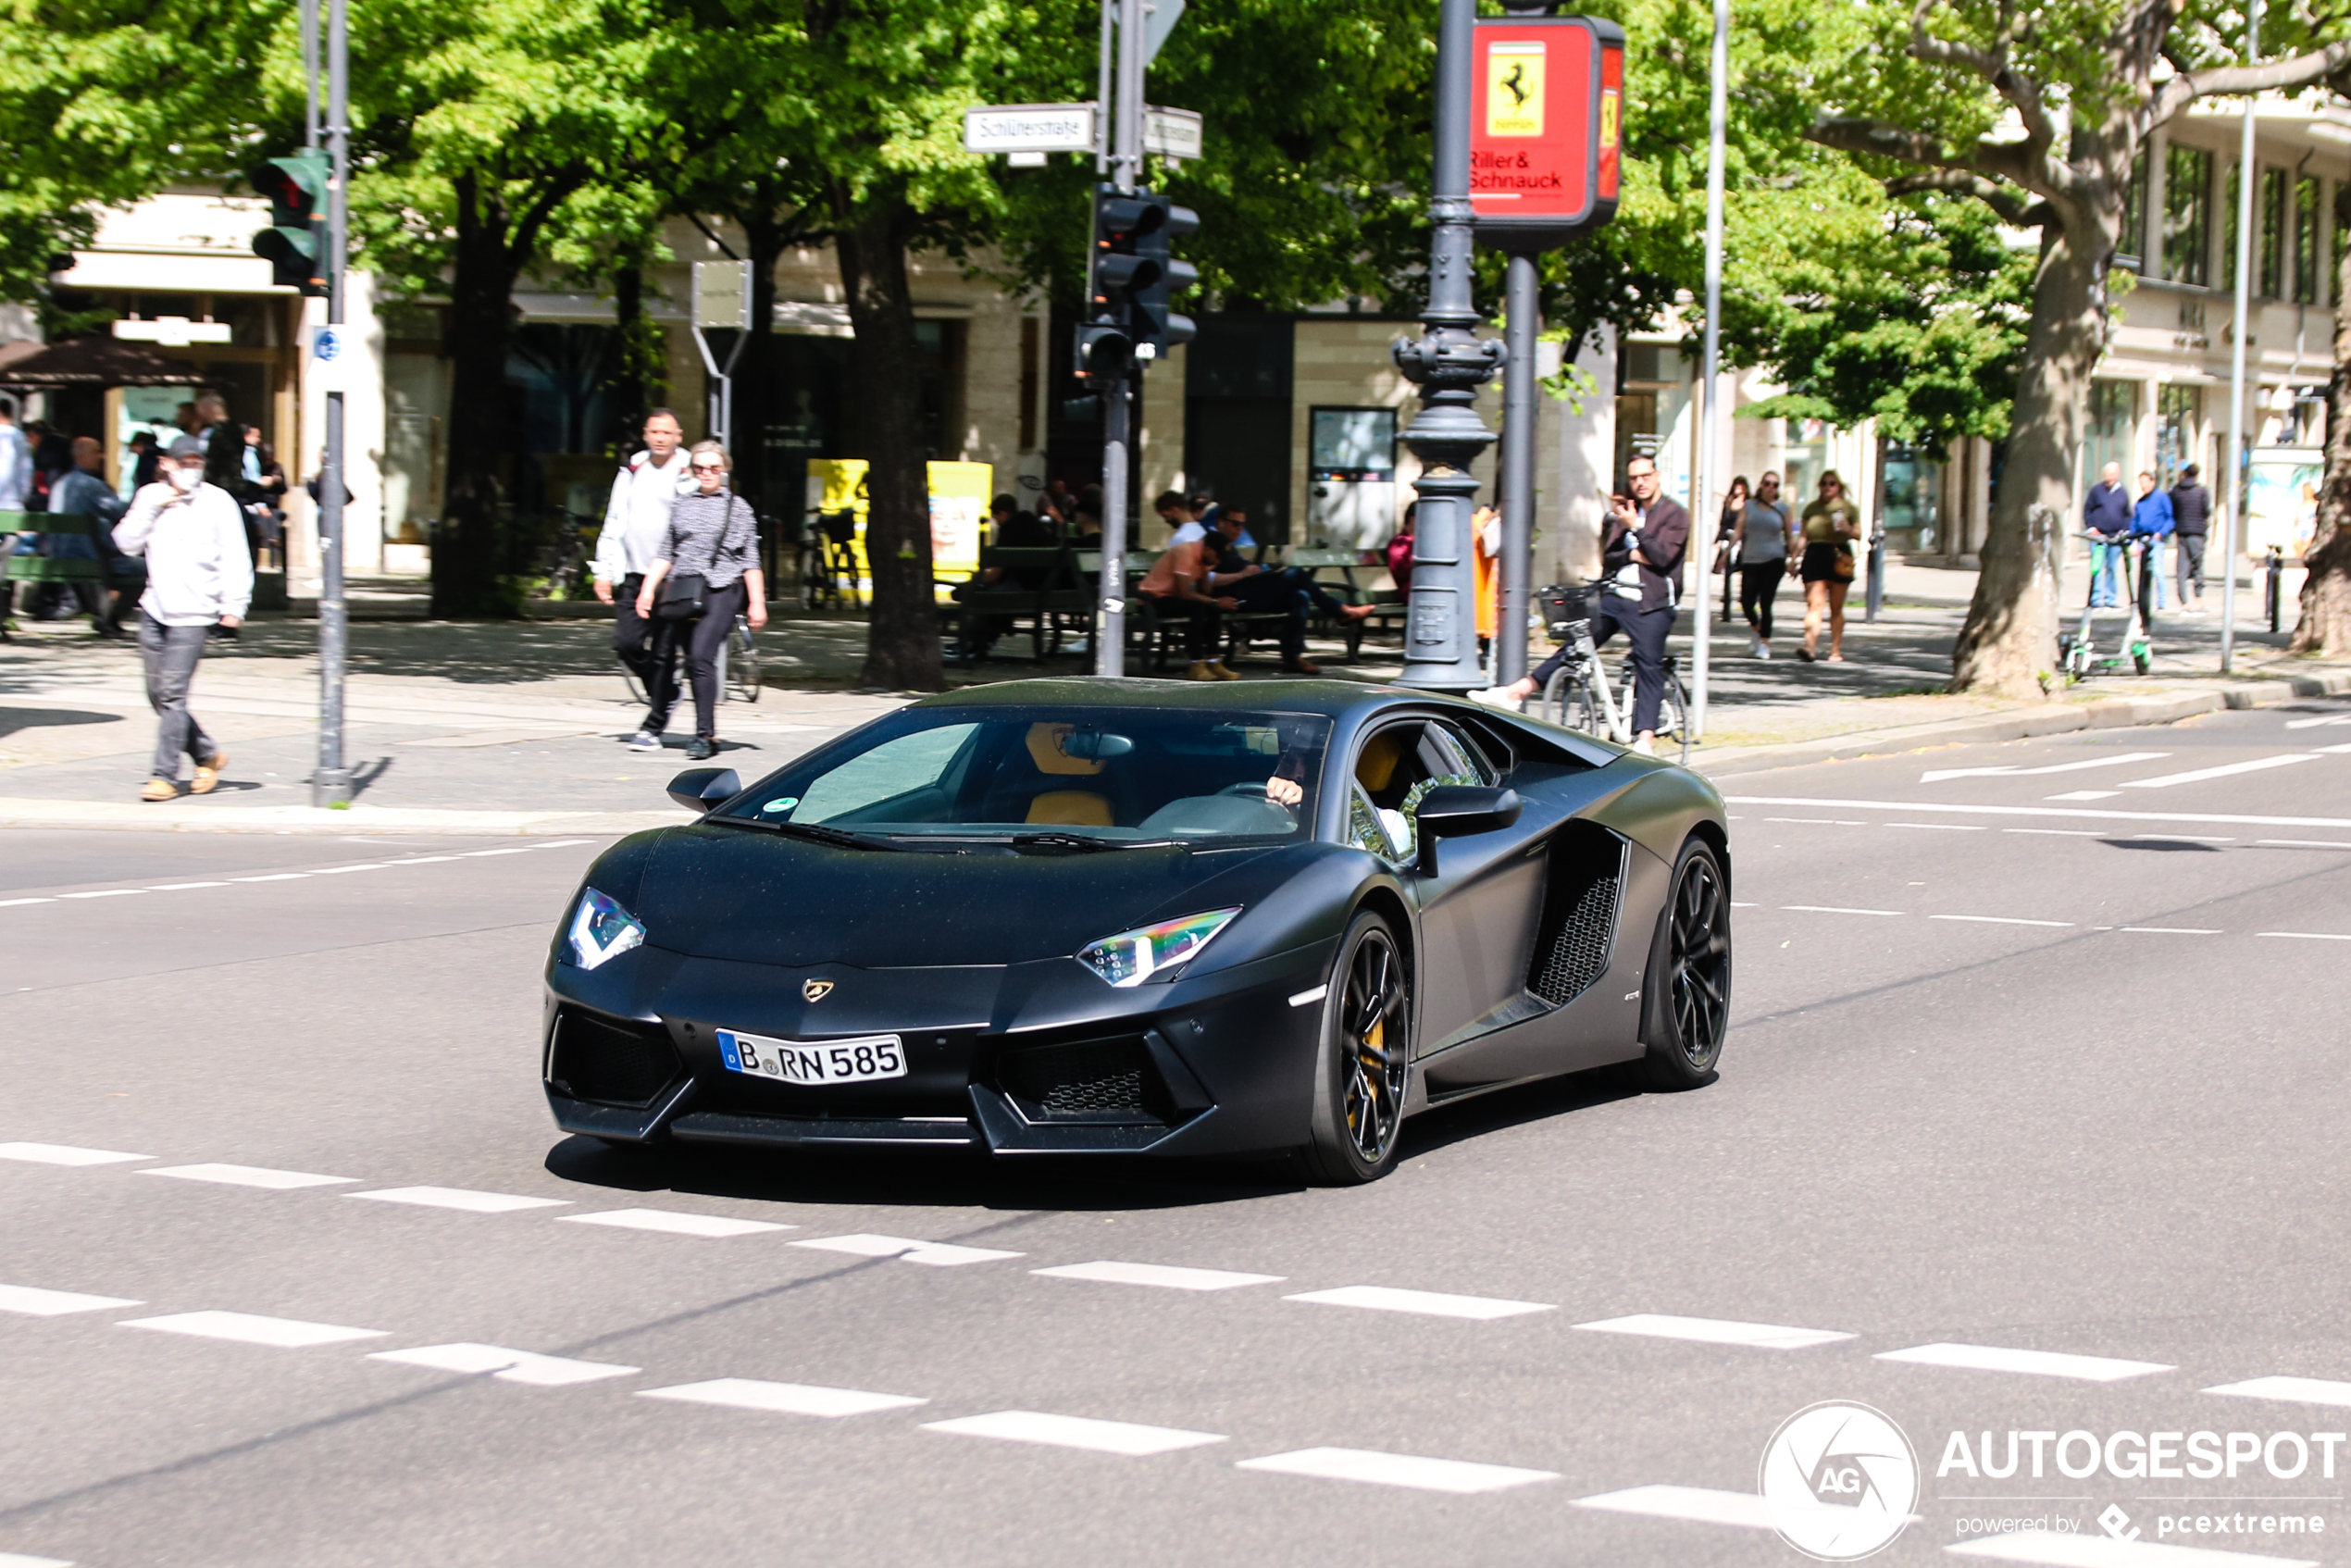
[1265,777,1302,808]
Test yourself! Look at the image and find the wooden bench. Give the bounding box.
[2,511,114,588]
[949,544,1096,663]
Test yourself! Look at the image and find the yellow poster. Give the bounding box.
[1486,42,1546,138]
[803,458,992,602]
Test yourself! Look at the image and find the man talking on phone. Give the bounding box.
[112,434,252,801]
[1484,455,1690,754]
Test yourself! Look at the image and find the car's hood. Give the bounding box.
[630,824,1292,968]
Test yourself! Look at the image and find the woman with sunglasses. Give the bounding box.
[635,440,768,760]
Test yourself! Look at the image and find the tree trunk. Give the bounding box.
[835,194,941,691]
[611,259,649,452]
[432,173,524,619]
[736,215,786,511]
[1950,219,2110,697]
[2288,243,2351,656]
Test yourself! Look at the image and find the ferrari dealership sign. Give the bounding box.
[1468,15,1623,250]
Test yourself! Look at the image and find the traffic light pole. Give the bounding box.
[312,0,351,806]
[1394,0,1500,692]
[1092,0,1146,678]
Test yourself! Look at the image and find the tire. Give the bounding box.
[1541,666,1569,726]
[1656,672,1691,764]
[1642,839,1732,1089]
[1300,911,1412,1185]
[728,617,762,703]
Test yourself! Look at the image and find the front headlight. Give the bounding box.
[566,888,646,970]
[1076,907,1241,988]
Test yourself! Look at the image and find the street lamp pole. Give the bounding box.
[1395,0,1503,692]
[2221,0,2260,675]
[312,0,351,806]
[1691,0,1730,740]
[1496,253,1537,689]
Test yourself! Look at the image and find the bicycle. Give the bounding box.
[619,612,761,708]
[1530,582,1691,764]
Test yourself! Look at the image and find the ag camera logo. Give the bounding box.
[1760,1401,1921,1561]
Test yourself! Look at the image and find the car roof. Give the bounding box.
[907,676,1434,720]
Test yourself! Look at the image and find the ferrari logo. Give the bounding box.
[802,979,834,1002]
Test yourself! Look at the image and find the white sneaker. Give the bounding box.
[1754,638,1771,659]
[627,729,662,752]
[1470,686,1524,712]
[1631,734,1658,756]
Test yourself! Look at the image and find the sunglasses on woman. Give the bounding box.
[690,460,727,473]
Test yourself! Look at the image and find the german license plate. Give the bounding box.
[716,1028,906,1086]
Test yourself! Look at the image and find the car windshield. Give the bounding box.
[716,707,1333,844]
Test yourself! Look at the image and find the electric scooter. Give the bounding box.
[2058,533,2153,679]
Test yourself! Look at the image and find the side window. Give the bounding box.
[1347,720,1486,865]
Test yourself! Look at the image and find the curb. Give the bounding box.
[1691,669,2351,779]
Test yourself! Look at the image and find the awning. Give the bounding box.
[0,336,199,388]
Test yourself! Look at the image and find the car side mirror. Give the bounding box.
[667,766,740,814]
[1414,786,1522,876]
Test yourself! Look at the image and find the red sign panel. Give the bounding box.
[1469,15,1624,250]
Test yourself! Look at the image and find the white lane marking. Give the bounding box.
[347,1187,570,1213]
[229,873,311,883]
[922,1410,1225,1456]
[1947,1529,2316,1565]
[560,1209,790,1238]
[2259,930,2351,941]
[1888,822,1986,831]
[0,1142,150,1166]
[1765,817,1865,826]
[2046,790,2122,801]
[367,1342,639,1386]
[1574,1483,1774,1528]
[1922,752,2171,785]
[0,1552,77,1567]
[1875,1342,2172,1382]
[1731,901,1759,907]
[0,1284,143,1316]
[790,1233,1022,1266]
[2120,753,2322,790]
[535,840,596,849]
[120,1310,388,1348]
[1782,905,1903,916]
[2257,839,2351,848]
[148,882,230,890]
[308,864,392,875]
[1725,795,2351,830]
[1238,1447,1557,1494]
[2204,1375,2351,1408]
[2284,714,2351,728]
[392,855,459,864]
[1286,984,1328,1008]
[639,1378,927,1417]
[0,898,56,907]
[2005,828,2103,837]
[462,848,537,857]
[2118,927,2222,935]
[1284,1285,1553,1320]
[140,1164,358,1190]
[60,890,144,900]
[1932,915,2075,928]
[2134,832,2234,843]
[2311,741,2351,754]
[1035,1261,1284,1292]
[1574,1313,1854,1350]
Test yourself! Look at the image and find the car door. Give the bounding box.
[1342,716,1549,1059]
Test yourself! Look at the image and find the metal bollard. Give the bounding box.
[1864,533,1885,622]
[2265,547,2283,633]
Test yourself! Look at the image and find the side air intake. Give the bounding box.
[1527,826,1625,1006]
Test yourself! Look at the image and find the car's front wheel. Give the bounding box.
[1643,838,1731,1089]
[1300,911,1412,1185]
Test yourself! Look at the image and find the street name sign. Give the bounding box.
[1468,15,1623,250]
[1143,106,1204,162]
[692,259,750,330]
[963,103,1098,156]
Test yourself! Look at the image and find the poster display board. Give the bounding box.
[805,458,992,602]
[2244,448,2322,560]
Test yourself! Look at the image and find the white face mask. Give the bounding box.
[167,466,200,492]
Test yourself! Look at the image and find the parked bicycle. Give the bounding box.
[620,612,760,709]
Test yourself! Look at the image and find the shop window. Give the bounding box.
[2258,168,2287,298]
[2157,385,2202,486]
[2119,151,2147,272]
[2293,176,2321,305]
[2163,144,2212,286]
[2084,380,2137,488]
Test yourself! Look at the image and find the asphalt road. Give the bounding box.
[3,696,2348,1568]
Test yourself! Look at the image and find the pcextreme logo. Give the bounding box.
[1760,1401,1922,1562]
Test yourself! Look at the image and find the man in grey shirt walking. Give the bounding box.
[112,435,251,802]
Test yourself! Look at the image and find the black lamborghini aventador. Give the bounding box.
[541,678,1731,1184]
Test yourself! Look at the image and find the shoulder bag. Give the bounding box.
[655,571,707,620]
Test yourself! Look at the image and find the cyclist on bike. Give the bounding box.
[1481,456,1688,756]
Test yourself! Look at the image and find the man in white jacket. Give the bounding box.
[591,408,691,749]
[112,435,252,802]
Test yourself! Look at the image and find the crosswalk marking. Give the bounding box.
[1573,1483,1774,1528]
[639,1378,927,1418]
[1284,1285,1553,1320]
[1783,904,1903,916]
[0,1552,77,1567]
[1934,915,2074,927]
[347,1187,570,1213]
[1237,1447,1556,1493]
[120,1310,389,1348]
[2258,930,2351,941]
[1921,753,2171,785]
[791,1234,1022,1266]
[368,1342,639,1386]
[0,1142,150,1166]
[560,1209,790,1238]
[1034,1261,1283,1291]
[140,1164,357,1190]
[1723,796,2351,830]
[2204,1374,2351,1408]
[1574,1313,1854,1350]
[1947,1528,2317,1566]
[0,1284,142,1316]
[1875,1342,2172,1382]
[922,1410,1225,1456]
[2120,754,2320,790]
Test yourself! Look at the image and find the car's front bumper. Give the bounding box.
[541,939,1336,1159]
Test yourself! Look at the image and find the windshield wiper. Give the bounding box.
[1008,832,1184,854]
[715,816,907,852]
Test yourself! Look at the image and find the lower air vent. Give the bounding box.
[996,1038,1168,1124]
[1528,828,1624,1006]
[548,1011,684,1108]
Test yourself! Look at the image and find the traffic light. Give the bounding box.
[1077,186,1200,376]
[251,153,330,295]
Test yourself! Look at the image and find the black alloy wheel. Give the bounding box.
[1644,840,1731,1089]
[1302,912,1412,1185]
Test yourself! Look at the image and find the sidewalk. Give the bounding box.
[1,553,2342,832]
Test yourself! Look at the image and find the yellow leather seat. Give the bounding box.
[1026,790,1113,827]
[1356,729,1408,794]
